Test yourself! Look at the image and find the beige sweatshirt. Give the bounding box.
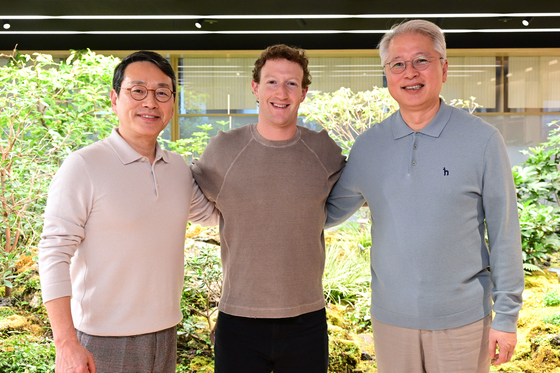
[192,124,345,318]
[39,129,218,336]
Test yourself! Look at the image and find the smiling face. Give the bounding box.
[251,59,308,135]
[385,32,448,119]
[111,61,174,144]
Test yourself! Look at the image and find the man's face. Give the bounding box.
[251,59,308,130]
[111,61,174,142]
[385,33,448,115]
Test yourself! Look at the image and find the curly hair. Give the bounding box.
[252,44,311,88]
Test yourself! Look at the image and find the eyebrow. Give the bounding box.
[390,52,428,61]
[129,80,171,88]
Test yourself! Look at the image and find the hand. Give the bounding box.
[55,339,96,373]
[488,328,517,366]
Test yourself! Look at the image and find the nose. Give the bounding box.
[276,84,289,99]
[142,92,159,109]
[402,61,419,78]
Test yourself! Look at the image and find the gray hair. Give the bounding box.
[378,20,447,66]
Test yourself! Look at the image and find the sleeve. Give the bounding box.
[187,176,220,227]
[483,131,524,333]
[191,131,229,203]
[316,129,347,193]
[38,154,93,303]
[325,138,366,229]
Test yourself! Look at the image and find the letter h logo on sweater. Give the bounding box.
[443,167,449,176]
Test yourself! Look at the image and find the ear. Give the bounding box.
[301,87,308,102]
[110,89,119,115]
[441,59,449,84]
[251,80,259,98]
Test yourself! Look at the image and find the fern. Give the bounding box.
[523,262,544,274]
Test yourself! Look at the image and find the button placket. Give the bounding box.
[411,132,418,167]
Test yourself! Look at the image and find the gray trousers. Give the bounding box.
[76,325,177,373]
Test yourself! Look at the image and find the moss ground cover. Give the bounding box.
[1,226,560,372]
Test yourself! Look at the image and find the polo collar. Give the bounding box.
[107,128,168,165]
[392,99,452,139]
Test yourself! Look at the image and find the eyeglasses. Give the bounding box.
[120,85,175,102]
[384,56,444,74]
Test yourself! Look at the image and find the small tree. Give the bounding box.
[0,49,119,296]
[300,87,398,155]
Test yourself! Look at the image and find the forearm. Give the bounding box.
[45,296,79,346]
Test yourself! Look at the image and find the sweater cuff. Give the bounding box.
[490,312,519,333]
[41,280,73,304]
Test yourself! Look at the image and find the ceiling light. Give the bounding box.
[522,17,533,26]
[195,19,203,29]
[3,20,10,30]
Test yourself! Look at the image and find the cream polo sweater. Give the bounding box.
[39,129,218,336]
[192,124,345,318]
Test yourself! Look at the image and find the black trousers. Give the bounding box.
[214,308,329,373]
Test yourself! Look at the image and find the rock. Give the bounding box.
[28,293,42,309]
[551,334,560,347]
[361,351,374,361]
[0,298,12,307]
[355,333,374,345]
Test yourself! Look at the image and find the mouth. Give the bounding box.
[403,84,424,90]
[271,103,288,108]
[138,114,159,119]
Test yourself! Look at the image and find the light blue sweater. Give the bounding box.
[326,102,524,333]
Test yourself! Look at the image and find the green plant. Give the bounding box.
[323,236,371,306]
[179,245,222,357]
[518,201,560,270]
[0,49,118,296]
[543,313,560,326]
[300,87,399,154]
[543,290,560,307]
[513,122,560,268]
[161,121,230,162]
[531,333,556,347]
[161,124,214,162]
[0,336,55,372]
[514,122,560,206]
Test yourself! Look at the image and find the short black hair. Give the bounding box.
[112,51,176,97]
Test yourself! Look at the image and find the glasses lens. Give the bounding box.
[413,57,431,71]
[155,88,172,102]
[129,86,147,100]
[389,61,406,73]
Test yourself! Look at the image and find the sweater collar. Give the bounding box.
[106,128,168,165]
[392,99,452,140]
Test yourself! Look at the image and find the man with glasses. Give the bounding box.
[326,20,524,372]
[39,51,218,373]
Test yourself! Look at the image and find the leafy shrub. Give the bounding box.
[0,49,118,296]
[514,122,560,268]
[178,245,222,363]
[543,290,560,307]
[300,87,398,155]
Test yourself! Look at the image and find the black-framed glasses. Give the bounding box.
[120,85,175,102]
[384,56,444,74]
